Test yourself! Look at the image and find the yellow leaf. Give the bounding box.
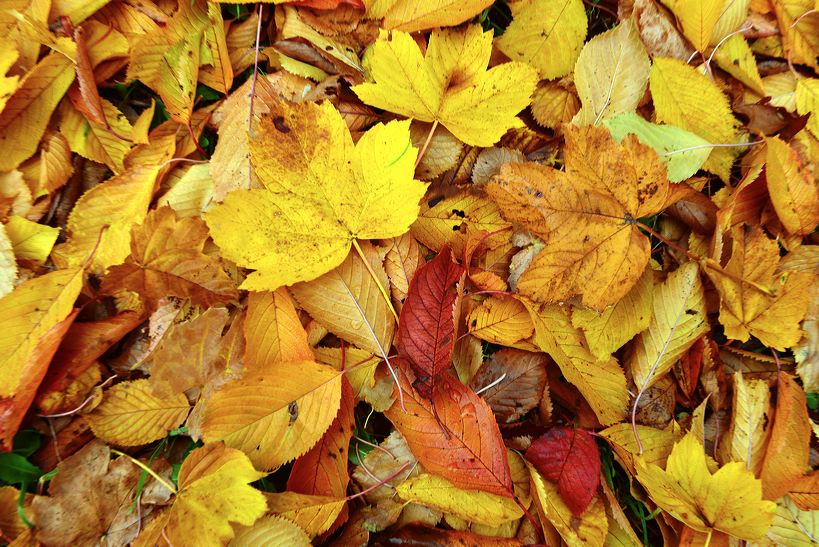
[0,42,20,116]
[232,515,311,547]
[381,233,423,312]
[796,78,819,139]
[487,125,668,309]
[290,242,395,360]
[156,163,214,218]
[531,79,581,129]
[165,443,266,546]
[527,463,609,546]
[244,289,314,372]
[766,496,819,545]
[716,372,771,475]
[202,361,342,470]
[467,296,535,347]
[713,35,765,95]
[572,267,654,360]
[0,52,74,171]
[265,492,346,537]
[709,0,751,44]
[650,56,744,181]
[409,122,463,180]
[528,302,628,425]
[368,0,492,33]
[49,0,111,25]
[0,224,15,299]
[573,18,650,126]
[102,207,238,308]
[636,431,776,539]
[52,142,175,273]
[0,267,83,397]
[661,0,726,52]
[314,346,390,411]
[599,422,682,475]
[3,215,59,264]
[396,473,522,527]
[86,379,190,446]
[706,225,813,350]
[58,98,133,174]
[198,3,233,94]
[772,0,819,68]
[352,26,537,146]
[495,0,587,80]
[765,136,819,236]
[627,263,709,390]
[206,100,424,291]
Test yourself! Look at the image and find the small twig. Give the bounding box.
[474,373,507,396]
[110,449,177,495]
[354,435,396,459]
[248,3,263,139]
[37,375,117,418]
[704,26,752,77]
[347,462,410,501]
[185,123,209,158]
[414,120,438,169]
[352,239,398,322]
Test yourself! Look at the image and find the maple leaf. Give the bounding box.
[525,427,600,516]
[636,431,776,539]
[103,207,238,309]
[352,25,538,146]
[396,245,463,397]
[206,99,425,290]
[488,124,669,310]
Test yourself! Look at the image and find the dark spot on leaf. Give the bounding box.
[452,209,466,218]
[273,116,291,133]
[288,401,298,423]
[428,195,444,207]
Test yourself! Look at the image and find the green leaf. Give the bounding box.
[0,453,43,485]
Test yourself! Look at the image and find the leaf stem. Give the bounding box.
[346,461,410,501]
[110,449,177,495]
[414,119,439,169]
[352,239,398,321]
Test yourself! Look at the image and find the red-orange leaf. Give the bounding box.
[385,362,513,497]
[525,427,600,516]
[396,246,464,397]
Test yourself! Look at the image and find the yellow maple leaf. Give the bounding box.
[706,225,813,350]
[495,0,587,80]
[636,431,776,540]
[352,25,538,147]
[487,125,669,310]
[206,99,425,291]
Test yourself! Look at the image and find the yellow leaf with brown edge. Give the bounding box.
[366,0,492,33]
[102,207,238,309]
[765,136,819,236]
[264,492,346,537]
[528,301,628,426]
[487,125,669,310]
[496,0,587,80]
[231,515,311,547]
[760,372,811,500]
[635,431,776,539]
[206,99,425,291]
[86,379,190,446]
[0,52,74,171]
[467,296,535,347]
[244,288,314,373]
[0,267,83,398]
[164,443,267,546]
[352,26,537,146]
[397,473,523,527]
[202,361,342,471]
[627,263,709,390]
[706,225,813,350]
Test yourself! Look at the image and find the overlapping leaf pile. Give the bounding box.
[0,0,818,545]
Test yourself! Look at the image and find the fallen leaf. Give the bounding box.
[467,296,535,348]
[370,0,492,33]
[765,136,819,236]
[716,372,771,475]
[232,515,311,547]
[469,349,547,423]
[264,492,346,537]
[244,288,315,371]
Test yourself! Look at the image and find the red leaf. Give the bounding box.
[385,361,513,497]
[525,427,600,516]
[397,246,464,398]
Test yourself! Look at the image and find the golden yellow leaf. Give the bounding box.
[572,267,654,360]
[58,98,133,174]
[635,432,776,539]
[0,224,15,299]
[650,56,744,181]
[796,78,819,139]
[599,423,682,474]
[396,473,522,527]
[766,496,819,545]
[772,0,819,68]
[197,4,232,94]
[352,26,538,146]
[0,52,74,171]
[661,0,726,52]
[102,207,238,308]
[50,0,111,25]
[709,0,751,44]
[487,125,668,310]
[206,99,424,291]
[3,215,59,264]
[716,372,770,475]
[265,492,346,537]
[528,302,628,426]
[530,79,581,129]
[713,35,765,95]
[495,0,587,80]
[314,346,390,411]
[467,296,535,347]
[409,122,463,180]
[366,0,492,32]
[627,263,709,389]
[573,18,650,126]
[765,136,819,236]
[232,515,311,547]
[706,225,813,350]
[244,289,314,372]
[0,42,20,116]
[202,361,342,470]
[52,140,176,274]
[527,462,609,546]
[86,379,190,446]
[18,131,73,199]
[156,163,214,219]
[381,233,423,313]
[164,443,267,546]
[291,242,395,360]
[0,267,83,397]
